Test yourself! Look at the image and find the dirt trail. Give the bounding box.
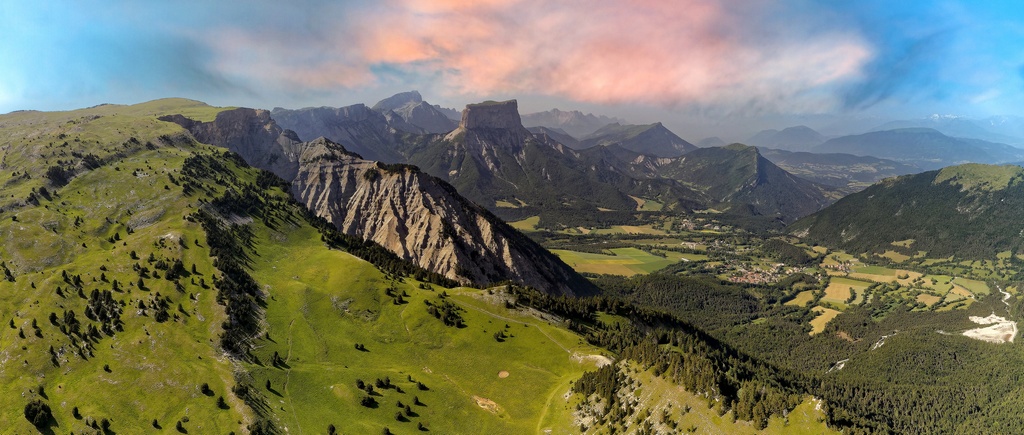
[826,359,849,373]
[283,319,303,434]
[458,301,574,354]
[871,333,896,350]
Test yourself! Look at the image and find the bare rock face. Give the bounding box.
[291,137,596,296]
[459,100,524,131]
[441,100,536,157]
[160,108,304,180]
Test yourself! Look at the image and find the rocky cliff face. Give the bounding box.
[159,108,304,180]
[443,100,536,154]
[291,138,596,296]
[458,100,525,131]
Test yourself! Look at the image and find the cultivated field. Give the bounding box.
[809,307,841,335]
[553,247,686,276]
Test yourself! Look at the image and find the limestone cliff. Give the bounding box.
[291,138,597,296]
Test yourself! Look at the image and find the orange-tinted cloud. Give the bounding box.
[204,0,873,112]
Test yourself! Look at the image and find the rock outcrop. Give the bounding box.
[160,108,304,180]
[292,138,597,296]
[458,100,525,131]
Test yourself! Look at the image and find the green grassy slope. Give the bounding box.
[244,218,609,433]
[0,101,249,433]
[0,99,625,434]
[0,99,849,434]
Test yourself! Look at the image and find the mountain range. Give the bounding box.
[266,95,837,226]
[5,95,1024,434]
[164,104,594,295]
[577,122,697,157]
[746,125,826,152]
[871,115,1024,146]
[520,108,625,138]
[760,148,921,193]
[813,128,1024,170]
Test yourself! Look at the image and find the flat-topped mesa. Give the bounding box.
[460,100,523,130]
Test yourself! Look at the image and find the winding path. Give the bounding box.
[997,285,1012,311]
[283,319,302,434]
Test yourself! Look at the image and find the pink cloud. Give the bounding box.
[202,0,873,112]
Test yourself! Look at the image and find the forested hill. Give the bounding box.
[791,163,1024,259]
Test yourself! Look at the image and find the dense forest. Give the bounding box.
[565,262,1024,434]
[793,166,1024,259]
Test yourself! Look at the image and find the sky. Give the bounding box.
[2,0,1023,139]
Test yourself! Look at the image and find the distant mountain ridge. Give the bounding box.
[370,90,458,134]
[269,104,413,163]
[578,122,697,157]
[521,108,625,138]
[527,126,580,148]
[760,148,921,193]
[652,144,839,222]
[696,137,727,148]
[871,115,1024,146]
[813,128,1024,170]
[746,126,825,152]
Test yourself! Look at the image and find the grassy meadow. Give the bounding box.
[0,100,257,433]
[553,247,687,276]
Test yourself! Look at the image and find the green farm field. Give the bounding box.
[553,247,686,276]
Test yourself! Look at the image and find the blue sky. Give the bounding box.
[1,0,1022,138]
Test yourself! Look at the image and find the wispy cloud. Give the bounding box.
[2,0,1022,118]
[195,0,873,113]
